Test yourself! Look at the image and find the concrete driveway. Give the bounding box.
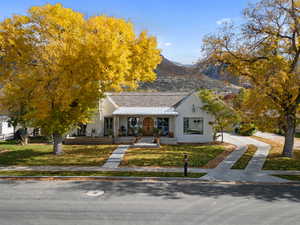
[254,131,300,149]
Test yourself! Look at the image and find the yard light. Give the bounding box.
[184,153,188,176]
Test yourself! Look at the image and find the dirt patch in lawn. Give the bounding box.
[202,142,236,169]
[0,150,10,154]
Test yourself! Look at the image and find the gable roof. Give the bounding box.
[106,92,190,107]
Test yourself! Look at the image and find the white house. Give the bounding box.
[69,92,214,144]
[0,115,14,140]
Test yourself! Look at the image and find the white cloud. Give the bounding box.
[216,18,232,25]
[164,42,172,46]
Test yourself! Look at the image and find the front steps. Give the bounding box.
[131,137,160,148]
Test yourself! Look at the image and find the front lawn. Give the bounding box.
[272,174,300,182]
[120,143,234,168]
[0,141,116,166]
[0,170,205,178]
[251,136,300,170]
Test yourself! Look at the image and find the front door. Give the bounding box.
[143,117,154,136]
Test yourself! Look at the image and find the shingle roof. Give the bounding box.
[107,92,190,107]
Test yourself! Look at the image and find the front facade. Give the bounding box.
[69,92,214,144]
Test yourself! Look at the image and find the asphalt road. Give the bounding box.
[0,179,300,225]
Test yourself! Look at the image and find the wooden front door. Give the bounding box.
[143,117,154,136]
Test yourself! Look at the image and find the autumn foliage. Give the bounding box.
[202,0,300,157]
[0,4,161,154]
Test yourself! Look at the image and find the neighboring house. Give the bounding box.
[296,124,300,133]
[0,115,14,140]
[69,92,214,144]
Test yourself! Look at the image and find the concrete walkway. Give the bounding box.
[199,133,288,183]
[102,145,129,168]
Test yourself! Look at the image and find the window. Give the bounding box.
[157,118,169,136]
[127,117,140,136]
[183,118,203,134]
[104,117,113,136]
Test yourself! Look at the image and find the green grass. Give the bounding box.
[120,144,228,168]
[0,170,206,178]
[0,141,116,166]
[251,136,300,170]
[272,174,300,182]
[295,133,300,138]
[231,145,257,169]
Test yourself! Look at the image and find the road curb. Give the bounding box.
[0,175,299,185]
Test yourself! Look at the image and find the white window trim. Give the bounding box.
[183,117,204,135]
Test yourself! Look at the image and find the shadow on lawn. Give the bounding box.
[27,180,300,203]
[0,149,50,165]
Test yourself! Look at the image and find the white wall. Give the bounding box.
[85,97,117,136]
[1,121,13,135]
[0,119,14,140]
[175,93,214,143]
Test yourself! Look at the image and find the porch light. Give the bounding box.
[192,104,196,113]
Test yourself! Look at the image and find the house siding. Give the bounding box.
[0,117,14,139]
[175,93,214,143]
[85,97,117,136]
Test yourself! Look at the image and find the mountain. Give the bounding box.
[139,56,240,93]
[197,62,240,85]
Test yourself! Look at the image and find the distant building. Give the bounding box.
[0,115,14,140]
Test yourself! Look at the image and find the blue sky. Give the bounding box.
[1,0,253,64]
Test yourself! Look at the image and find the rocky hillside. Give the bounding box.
[139,56,240,93]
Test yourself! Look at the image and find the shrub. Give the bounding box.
[236,123,256,136]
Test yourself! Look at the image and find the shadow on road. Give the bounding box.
[2,180,299,202]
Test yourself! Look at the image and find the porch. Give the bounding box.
[110,115,176,137]
[104,107,179,145]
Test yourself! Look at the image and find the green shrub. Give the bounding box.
[236,123,256,136]
[29,136,53,143]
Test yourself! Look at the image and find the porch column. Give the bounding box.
[173,116,177,138]
[113,116,119,137]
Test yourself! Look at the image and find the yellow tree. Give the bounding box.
[0,4,161,154]
[202,0,300,157]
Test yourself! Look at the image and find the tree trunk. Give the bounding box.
[13,125,16,139]
[213,132,217,141]
[282,114,296,158]
[20,128,29,145]
[221,131,224,143]
[53,133,63,155]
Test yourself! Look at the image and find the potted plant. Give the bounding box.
[91,128,96,137]
[107,129,113,138]
[138,127,143,137]
[153,128,161,144]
